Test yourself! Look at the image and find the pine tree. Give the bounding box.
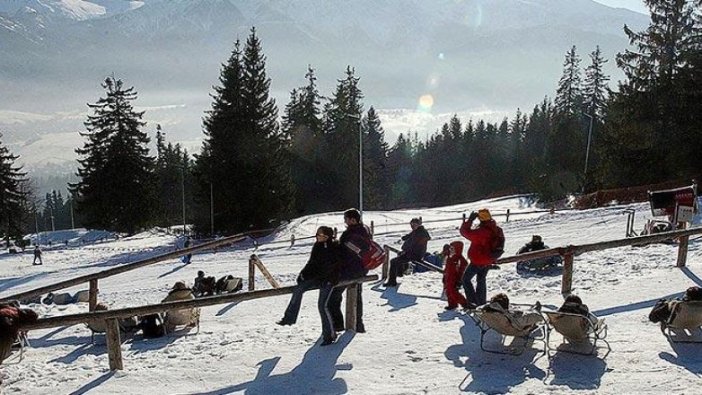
[362,107,389,210]
[323,66,365,209]
[555,46,583,116]
[71,77,155,234]
[387,133,414,207]
[194,28,292,234]
[0,133,28,243]
[154,124,191,228]
[582,46,610,119]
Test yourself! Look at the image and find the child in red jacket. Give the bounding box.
[444,241,468,310]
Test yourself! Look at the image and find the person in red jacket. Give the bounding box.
[460,208,504,307]
[444,241,468,310]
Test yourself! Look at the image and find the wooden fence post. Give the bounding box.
[506,209,510,223]
[561,251,574,295]
[345,284,358,331]
[462,213,466,222]
[370,221,374,236]
[334,227,338,239]
[105,318,123,370]
[382,246,390,280]
[248,256,256,291]
[290,234,295,248]
[251,255,280,288]
[677,235,690,267]
[89,279,98,312]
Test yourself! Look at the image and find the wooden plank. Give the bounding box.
[382,246,390,280]
[105,319,123,371]
[21,275,378,331]
[345,284,358,331]
[412,259,444,274]
[248,256,256,291]
[1,233,249,302]
[251,255,280,288]
[677,235,690,267]
[561,253,574,295]
[89,279,98,312]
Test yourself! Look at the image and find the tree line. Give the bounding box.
[0,1,698,240]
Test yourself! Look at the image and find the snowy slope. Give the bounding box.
[1,196,701,393]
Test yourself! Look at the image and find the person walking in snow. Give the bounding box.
[443,241,468,310]
[460,208,505,308]
[383,217,431,287]
[277,226,340,327]
[32,245,42,265]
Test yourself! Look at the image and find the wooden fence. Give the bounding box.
[382,226,702,295]
[0,234,250,308]
[20,275,378,371]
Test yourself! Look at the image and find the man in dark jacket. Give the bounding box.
[323,208,370,343]
[383,218,431,287]
[278,226,340,326]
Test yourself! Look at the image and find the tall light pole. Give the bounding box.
[583,112,594,187]
[210,182,214,237]
[181,165,186,235]
[346,113,363,219]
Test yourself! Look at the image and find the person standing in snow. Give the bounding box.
[383,217,431,287]
[182,236,193,264]
[443,241,468,310]
[277,226,340,328]
[32,245,42,265]
[324,209,371,342]
[460,208,505,308]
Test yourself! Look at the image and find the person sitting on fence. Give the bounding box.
[383,218,431,287]
[516,235,561,273]
[481,293,542,332]
[277,226,340,327]
[325,208,372,342]
[0,301,38,366]
[444,241,468,310]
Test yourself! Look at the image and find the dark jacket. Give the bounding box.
[299,240,341,284]
[400,225,431,260]
[518,241,546,255]
[460,219,504,266]
[0,302,38,364]
[339,223,372,280]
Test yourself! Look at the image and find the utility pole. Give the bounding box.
[210,182,214,237]
[181,165,186,235]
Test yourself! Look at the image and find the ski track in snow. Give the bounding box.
[1,197,702,394]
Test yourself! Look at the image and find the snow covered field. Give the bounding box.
[1,196,701,394]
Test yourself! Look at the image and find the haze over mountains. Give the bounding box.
[0,0,648,174]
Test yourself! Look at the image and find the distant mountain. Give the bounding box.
[0,0,649,169]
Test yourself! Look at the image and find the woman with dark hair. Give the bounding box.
[278,226,340,327]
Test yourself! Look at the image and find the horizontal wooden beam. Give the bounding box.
[0,234,249,303]
[20,275,378,331]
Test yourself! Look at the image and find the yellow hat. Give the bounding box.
[477,208,492,221]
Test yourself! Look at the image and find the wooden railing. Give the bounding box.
[0,234,249,307]
[382,226,702,295]
[19,275,377,371]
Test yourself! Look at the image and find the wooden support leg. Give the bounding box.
[382,246,390,280]
[248,255,256,291]
[89,279,98,312]
[345,284,358,331]
[105,319,123,371]
[561,253,574,296]
[677,235,690,268]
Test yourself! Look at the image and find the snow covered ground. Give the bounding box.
[1,196,701,394]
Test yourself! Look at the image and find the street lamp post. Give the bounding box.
[583,113,594,191]
[181,165,186,235]
[346,113,363,219]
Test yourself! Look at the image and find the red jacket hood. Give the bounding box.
[450,241,464,256]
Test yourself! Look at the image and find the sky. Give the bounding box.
[595,0,649,14]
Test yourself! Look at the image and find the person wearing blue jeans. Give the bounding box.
[278,226,339,326]
[462,264,489,307]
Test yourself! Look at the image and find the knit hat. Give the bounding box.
[344,208,361,222]
[477,208,492,221]
[410,217,422,225]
